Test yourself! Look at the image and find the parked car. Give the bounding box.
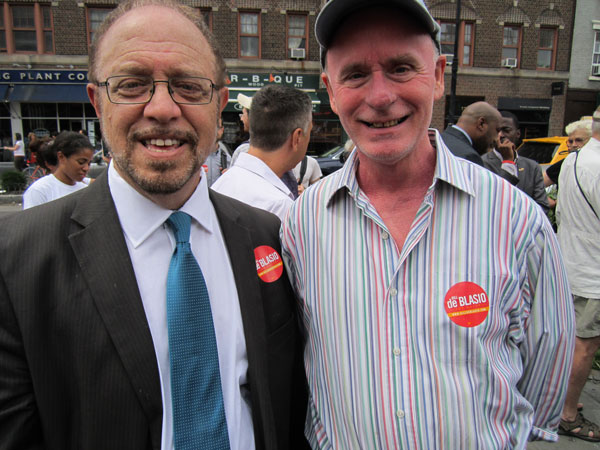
[516,136,569,168]
[315,145,346,176]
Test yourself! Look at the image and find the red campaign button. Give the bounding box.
[254,245,283,283]
[444,281,489,328]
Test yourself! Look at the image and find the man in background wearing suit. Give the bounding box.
[483,111,550,212]
[0,1,306,449]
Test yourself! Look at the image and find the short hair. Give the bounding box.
[565,118,592,136]
[249,85,312,151]
[52,131,94,159]
[499,110,519,129]
[88,0,226,88]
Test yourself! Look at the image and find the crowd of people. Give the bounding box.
[0,0,597,449]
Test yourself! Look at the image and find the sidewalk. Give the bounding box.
[530,372,600,449]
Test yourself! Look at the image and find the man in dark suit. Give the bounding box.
[442,101,520,185]
[482,111,549,212]
[440,101,500,166]
[0,1,307,449]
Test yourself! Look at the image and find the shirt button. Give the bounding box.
[393,348,401,356]
[381,231,389,240]
[390,288,398,296]
[396,410,405,419]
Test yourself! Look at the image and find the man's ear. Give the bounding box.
[87,83,102,119]
[477,117,487,132]
[321,72,338,115]
[291,128,302,151]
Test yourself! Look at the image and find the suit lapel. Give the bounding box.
[209,190,274,450]
[68,173,163,446]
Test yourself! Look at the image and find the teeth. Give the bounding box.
[371,120,399,128]
[148,138,180,147]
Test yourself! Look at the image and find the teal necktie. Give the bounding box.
[166,211,230,450]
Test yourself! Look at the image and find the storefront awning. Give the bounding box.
[6,84,90,103]
[224,89,321,112]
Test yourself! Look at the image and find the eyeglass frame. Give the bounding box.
[96,75,221,105]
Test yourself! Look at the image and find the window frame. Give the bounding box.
[592,31,600,78]
[86,7,114,47]
[501,24,522,68]
[0,6,6,53]
[286,12,308,59]
[536,27,557,71]
[198,8,212,31]
[438,20,475,67]
[1,2,54,54]
[238,10,261,59]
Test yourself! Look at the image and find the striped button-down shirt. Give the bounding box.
[280,131,574,450]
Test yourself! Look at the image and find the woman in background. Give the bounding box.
[3,133,26,171]
[23,131,94,209]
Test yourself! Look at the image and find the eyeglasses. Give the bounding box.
[97,75,218,105]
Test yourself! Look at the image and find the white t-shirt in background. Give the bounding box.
[23,174,88,209]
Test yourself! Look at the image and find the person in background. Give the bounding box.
[3,133,26,171]
[213,85,312,220]
[440,101,496,166]
[281,0,574,447]
[556,107,600,442]
[204,117,231,186]
[293,155,322,194]
[230,93,252,166]
[23,131,94,209]
[483,111,550,212]
[544,118,593,188]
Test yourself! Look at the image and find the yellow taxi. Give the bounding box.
[516,136,569,168]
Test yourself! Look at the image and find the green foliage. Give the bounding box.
[0,170,27,192]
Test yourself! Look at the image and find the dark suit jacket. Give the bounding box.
[440,126,484,166]
[0,173,308,450]
[482,151,550,212]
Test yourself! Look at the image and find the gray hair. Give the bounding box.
[250,85,313,151]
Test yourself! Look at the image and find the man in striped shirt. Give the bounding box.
[280,0,575,448]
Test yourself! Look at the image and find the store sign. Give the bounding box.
[0,69,89,83]
[228,72,320,89]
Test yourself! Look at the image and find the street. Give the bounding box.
[0,202,22,217]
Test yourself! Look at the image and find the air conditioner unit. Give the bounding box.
[444,54,454,66]
[290,48,305,59]
[501,57,518,68]
[592,65,600,77]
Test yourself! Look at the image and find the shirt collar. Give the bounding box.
[236,152,294,199]
[451,124,473,145]
[325,129,475,207]
[108,162,215,248]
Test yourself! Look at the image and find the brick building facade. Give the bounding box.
[0,0,579,155]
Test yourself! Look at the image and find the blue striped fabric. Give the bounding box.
[281,131,574,450]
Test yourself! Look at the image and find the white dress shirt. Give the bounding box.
[108,163,255,450]
[212,152,294,221]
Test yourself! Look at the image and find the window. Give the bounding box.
[592,31,600,77]
[41,5,52,53]
[239,11,260,58]
[502,25,522,66]
[0,3,54,53]
[87,8,113,46]
[287,13,307,57]
[439,20,474,66]
[199,8,211,31]
[462,23,474,66]
[537,27,557,70]
[12,5,37,52]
